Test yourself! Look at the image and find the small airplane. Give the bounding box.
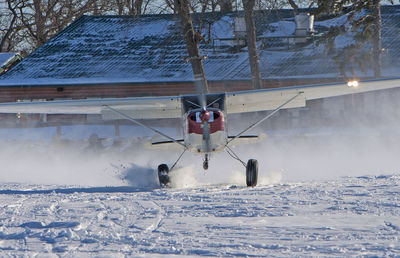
[0,77,399,187]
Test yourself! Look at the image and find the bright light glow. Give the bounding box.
[347,80,359,87]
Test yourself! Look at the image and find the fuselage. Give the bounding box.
[183,108,227,153]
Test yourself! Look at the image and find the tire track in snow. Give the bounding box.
[142,200,165,233]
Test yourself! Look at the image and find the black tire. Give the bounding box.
[203,160,208,170]
[246,159,258,187]
[158,164,170,186]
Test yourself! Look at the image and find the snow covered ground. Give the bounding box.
[0,176,399,256]
[0,125,399,256]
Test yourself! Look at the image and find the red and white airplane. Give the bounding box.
[0,77,399,186]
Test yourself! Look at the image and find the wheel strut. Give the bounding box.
[225,147,258,187]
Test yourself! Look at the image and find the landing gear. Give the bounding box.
[203,154,209,170]
[246,159,258,187]
[157,150,187,187]
[226,147,258,187]
[203,160,208,170]
[158,164,170,186]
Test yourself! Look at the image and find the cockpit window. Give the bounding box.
[189,111,219,123]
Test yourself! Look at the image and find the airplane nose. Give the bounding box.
[199,110,210,122]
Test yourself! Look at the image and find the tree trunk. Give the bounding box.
[243,0,262,89]
[218,0,233,12]
[1,1,18,52]
[116,0,124,15]
[135,0,143,15]
[288,0,299,15]
[174,0,209,93]
[372,0,382,78]
[33,0,47,47]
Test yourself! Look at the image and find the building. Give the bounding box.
[0,6,399,128]
[0,53,22,76]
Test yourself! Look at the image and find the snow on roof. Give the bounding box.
[0,53,17,66]
[1,6,400,87]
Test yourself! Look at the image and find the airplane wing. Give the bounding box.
[0,78,399,119]
[0,96,182,119]
[225,77,400,114]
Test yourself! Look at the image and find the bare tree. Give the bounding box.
[372,0,382,78]
[218,0,233,12]
[163,0,177,13]
[255,0,310,10]
[0,0,162,54]
[243,0,262,89]
[287,0,299,14]
[174,0,209,93]
[0,0,27,52]
[114,0,146,15]
[90,0,116,15]
[13,0,114,51]
[315,0,385,78]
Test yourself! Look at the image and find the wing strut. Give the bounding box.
[103,105,187,148]
[226,92,304,146]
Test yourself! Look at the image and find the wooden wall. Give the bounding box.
[0,78,342,102]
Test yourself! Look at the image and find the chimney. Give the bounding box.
[233,16,246,46]
[294,13,314,44]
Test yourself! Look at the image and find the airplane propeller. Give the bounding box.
[194,74,211,154]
